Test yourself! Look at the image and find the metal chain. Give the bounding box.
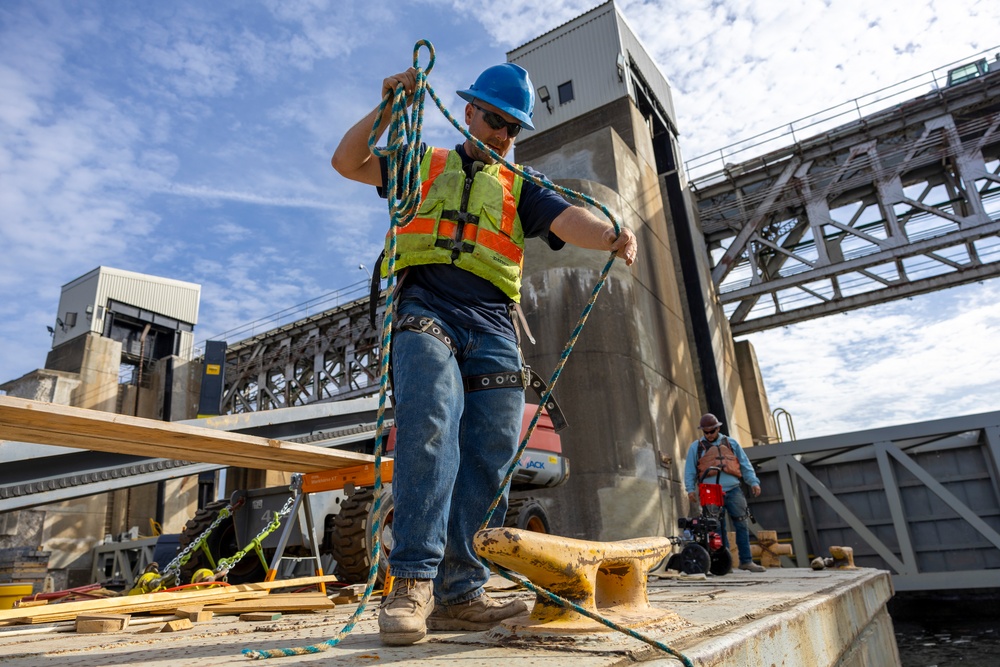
[129,499,240,593]
[158,500,239,585]
[214,494,297,576]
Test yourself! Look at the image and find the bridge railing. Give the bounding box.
[192,277,370,357]
[685,45,1000,183]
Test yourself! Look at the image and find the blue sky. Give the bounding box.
[1,0,998,438]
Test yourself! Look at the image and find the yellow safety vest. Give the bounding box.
[382,147,526,301]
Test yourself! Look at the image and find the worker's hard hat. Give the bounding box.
[457,63,535,130]
[699,413,723,430]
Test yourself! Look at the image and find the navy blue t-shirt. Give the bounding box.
[378,144,569,339]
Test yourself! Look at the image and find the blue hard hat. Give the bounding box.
[457,63,535,130]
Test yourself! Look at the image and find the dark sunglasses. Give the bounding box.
[703,427,719,434]
[472,103,522,137]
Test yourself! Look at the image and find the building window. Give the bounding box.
[558,80,574,105]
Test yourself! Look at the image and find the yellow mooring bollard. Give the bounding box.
[474,527,683,635]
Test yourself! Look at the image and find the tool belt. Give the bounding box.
[394,313,568,432]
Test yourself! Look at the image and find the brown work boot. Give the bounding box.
[739,561,766,573]
[426,593,529,631]
[378,578,434,645]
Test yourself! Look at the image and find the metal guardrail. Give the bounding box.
[685,45,1000,182]
[193,277,370,357]
[744,411,1000,591]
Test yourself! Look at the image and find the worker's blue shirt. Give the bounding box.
[684,434,760,494]
[378,143,569,340]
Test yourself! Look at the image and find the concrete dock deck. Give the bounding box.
[0,568,900,666]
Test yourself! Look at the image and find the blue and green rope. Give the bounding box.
[242,40,692,667]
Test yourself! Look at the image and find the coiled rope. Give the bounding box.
[243,40,692,667]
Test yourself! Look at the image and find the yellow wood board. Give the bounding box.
[0,587,267,626]
[0,575,345,626]
[205,593,334,614]
[0,396,375,473]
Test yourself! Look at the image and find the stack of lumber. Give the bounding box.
[0,575,344,633]
[0,548,50,590]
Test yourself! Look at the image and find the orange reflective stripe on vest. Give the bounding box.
[420,148,449,200]
[496,168,517,237]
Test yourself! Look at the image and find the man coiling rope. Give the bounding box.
[242,41,690,667]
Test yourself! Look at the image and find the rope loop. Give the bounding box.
[412,38,434,72]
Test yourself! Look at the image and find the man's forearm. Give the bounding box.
[550,206,615,249]
[550,205,637,265]
[331,104,391,186]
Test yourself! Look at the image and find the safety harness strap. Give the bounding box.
[465,366,569,432]
[463,371,525,391]
[369,249,409,330]
[368,249,385,329]
[395,313,569,432]
[524,366,569,432]
[395,313,457,353]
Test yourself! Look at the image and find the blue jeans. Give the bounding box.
[719,485,753,565]
[388,300,525,605]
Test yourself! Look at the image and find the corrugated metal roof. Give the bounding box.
[507,0,615,53]
[507,0,675,137]
[94,267,201,325]
[52,267,201,347]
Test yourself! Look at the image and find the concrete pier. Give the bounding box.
[0,568,899,666]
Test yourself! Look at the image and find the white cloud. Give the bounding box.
[159,183,357,213]
[744,280,1000,437]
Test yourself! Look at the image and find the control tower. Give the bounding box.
[507,1,774,539]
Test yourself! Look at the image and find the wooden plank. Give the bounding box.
[205,593,334,615]
[162,618,194,632]
[0,576,343,626]
[0,615,177,638]
[172,606,213,622]
[0,586,268,626]
[0,396,374,473]
[240,612,282,622]
[13,600,48,608]
[239,574,343,591]
[75,614,130,633]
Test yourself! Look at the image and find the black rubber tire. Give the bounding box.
[666,553,683,572]
[177,500,266,585]
[679,543,711,575]
[329,487,393,585]
[504,497,551,533]
[709,546,733,576]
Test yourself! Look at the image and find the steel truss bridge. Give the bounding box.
[690,64,1000,335]
[747,410,1000,592]
[219,295,384,414]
